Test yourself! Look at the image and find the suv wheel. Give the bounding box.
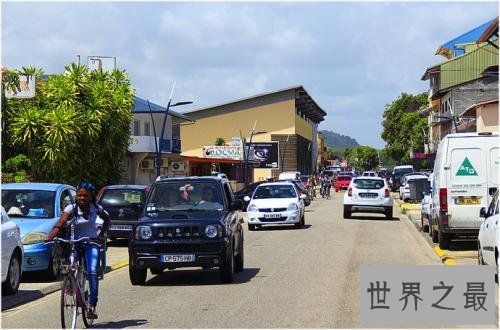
[343,206,351,219]
[431,224,438,243]
[234,240,244,273]
[220,246,235,283]
[248,224,256,231]
[385,208,393,220]
[129,258,147,285]
[438,230,451,250]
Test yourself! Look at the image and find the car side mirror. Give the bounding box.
[243,196,251,202]
[231,200,244,211]
[299,194,307,200]
[479,207,487,218]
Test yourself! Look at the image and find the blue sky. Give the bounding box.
[2,1,497,148]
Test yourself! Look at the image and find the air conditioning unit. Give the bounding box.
[171,162,185,172]
[140,159,154,170]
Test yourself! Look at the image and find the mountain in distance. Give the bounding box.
[320,130,359,149]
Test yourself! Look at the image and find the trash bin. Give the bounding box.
[409,178,431,202]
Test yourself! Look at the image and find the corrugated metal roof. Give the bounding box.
[477,16,499,44]
[133,96,194,122]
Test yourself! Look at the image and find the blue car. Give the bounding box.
[1,183,76,279]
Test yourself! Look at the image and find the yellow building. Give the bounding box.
[180,86,326,189]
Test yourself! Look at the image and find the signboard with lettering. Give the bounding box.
[203,146,241,159]
[245,142,280,169]
[5,74,35,98]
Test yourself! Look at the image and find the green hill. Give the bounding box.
[320,130,359,149]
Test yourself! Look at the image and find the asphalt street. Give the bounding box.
[2,192,496,328]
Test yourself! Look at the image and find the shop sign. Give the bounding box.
[245,142,280,169]
[203,146,241,159]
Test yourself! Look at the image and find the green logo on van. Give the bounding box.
[456,157,478,176]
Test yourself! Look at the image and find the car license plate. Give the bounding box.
[110,225,132,231]
[264,213,282,218]
[161,255,195,263]
[457,197,480,205]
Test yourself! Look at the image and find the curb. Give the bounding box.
[2,258,129,312]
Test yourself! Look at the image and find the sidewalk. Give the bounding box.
[1,243,129,311]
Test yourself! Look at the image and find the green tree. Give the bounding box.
[214,137,226,146]
[347,146,379,171]
[381,92,428,164]
[3,63,134,187]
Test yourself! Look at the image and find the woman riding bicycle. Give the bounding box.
[45,181,110,320]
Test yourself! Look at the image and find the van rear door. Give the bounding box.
[447,136,488,228]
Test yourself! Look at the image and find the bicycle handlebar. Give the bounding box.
[52,236,102,247]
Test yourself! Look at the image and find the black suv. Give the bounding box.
[128,176,245,285]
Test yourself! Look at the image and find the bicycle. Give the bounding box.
[52,220,104,329]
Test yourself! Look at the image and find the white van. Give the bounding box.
[430,132,499,249]
[278,171,301,181]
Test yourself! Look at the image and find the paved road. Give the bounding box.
[2,192,487,328]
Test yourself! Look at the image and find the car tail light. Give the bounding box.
[439,188,447,212]
[385,189,390,198]
[348,188,352,196]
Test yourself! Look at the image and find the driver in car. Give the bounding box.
[197,186,223,209]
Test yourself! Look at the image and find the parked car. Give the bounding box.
[278,179,312,206]
[96,185,150,240]
[343,177,393,219]
[362,171,378,177]
[420,173,434,234]
[128,176,245,285]
[390,165,414,192]
[430,132,499,249]
[399,174,429,202]
[478,189,498,281]
[1,182,75,279]
[234,181,266,210]
[334,175,352,192]
[245,182,306,230]
[1,207,23,295]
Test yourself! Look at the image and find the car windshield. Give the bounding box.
[100,189,145,207]
[146,181,224,213]
[337,176,352,181]
[353,179,384,190]
[253,185,297,199]
[1,189,56,218]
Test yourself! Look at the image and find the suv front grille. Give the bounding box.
[156,226,202,239]
[154,242,223,254]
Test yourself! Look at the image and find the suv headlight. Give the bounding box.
[205,224,222,238]
[247,204,258,212]
[287,203,299,211]
[22,232,47,245]
[135,226,152,240]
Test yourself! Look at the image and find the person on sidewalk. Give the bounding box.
[45,180,110,319]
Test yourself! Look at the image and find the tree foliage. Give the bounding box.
[214,137,226,146]
[2,63,135,187]
[381,92,428,164]
[347,146,379,171]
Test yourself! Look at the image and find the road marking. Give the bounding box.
[433,247,457,266]
[107,258,129,271]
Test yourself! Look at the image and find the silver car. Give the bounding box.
[343,177,393,219]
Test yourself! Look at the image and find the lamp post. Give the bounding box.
[244,120,258,188]
[155,82,193,178]
[280,134,290,172]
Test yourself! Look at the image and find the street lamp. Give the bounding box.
[154,82,193,178]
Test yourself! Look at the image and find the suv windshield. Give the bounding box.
[1,189,56,218]
[101,189,145,207]
[253,185,297,199]
[146,181,224,213]
[353,179,384,190]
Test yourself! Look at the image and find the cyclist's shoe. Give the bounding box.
[87,306,98,319]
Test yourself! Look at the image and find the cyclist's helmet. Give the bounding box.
[76,180,95,192]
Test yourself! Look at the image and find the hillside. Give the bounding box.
[320,130,359,149]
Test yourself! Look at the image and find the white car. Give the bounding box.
[362,171,377,177]
[399,174,428,202]
[478,190,499,281]
[244,182,306,230]
[343,176,393,219]
[1,207,24,295]
[420,173,434,234]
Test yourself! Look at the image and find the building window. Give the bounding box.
[144,122,150,136]
[133,120,140,136]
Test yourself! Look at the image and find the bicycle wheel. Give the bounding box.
[61,276,77,329]
[81,271,95,328]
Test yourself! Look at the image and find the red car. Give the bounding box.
[334,175,352,192]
